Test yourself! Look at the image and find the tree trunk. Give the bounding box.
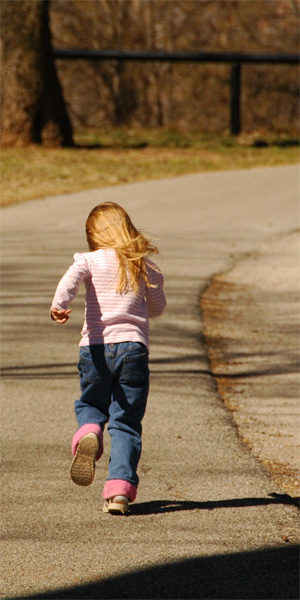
[1,0,73,147]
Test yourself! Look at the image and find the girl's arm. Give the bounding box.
[50,254,88,324]
[145,260,167,318]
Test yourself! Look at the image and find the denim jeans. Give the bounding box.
[75,342,149,488]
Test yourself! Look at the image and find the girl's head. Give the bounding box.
[86,202,140,252]
[86,202,158,293]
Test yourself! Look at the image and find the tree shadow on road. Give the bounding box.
[12,545,299,600]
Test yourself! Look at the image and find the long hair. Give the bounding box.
[85,202,159,293]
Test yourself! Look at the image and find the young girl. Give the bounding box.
[50,202,166,514]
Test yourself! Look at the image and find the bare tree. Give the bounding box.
[1,0,73,146]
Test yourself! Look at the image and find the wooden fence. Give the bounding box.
[53,49,299,135]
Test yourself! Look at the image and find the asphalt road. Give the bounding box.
[1,165,299,599]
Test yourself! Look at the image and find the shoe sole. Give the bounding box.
[102,501,129,515]
[70,435,98,486]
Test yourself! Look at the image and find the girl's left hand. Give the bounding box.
[50,308,71,324]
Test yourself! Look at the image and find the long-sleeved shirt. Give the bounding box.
[51,248,166,349]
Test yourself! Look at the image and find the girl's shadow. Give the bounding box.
[130,493,299,515]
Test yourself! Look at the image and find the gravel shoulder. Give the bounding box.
[201,230,300,498]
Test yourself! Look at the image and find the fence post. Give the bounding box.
[230,62,241,135]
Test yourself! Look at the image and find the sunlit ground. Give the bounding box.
[1,129,299,206]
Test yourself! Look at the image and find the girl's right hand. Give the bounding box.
[50,308,71,324]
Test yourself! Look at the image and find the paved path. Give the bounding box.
[1,165,299,599]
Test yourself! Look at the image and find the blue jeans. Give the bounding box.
[75,342,149,488]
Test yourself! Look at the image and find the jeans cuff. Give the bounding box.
[71,423,103,461]
[102,479,137,502]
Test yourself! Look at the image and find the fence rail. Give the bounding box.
[53,49,299,135]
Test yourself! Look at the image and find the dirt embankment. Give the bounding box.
[201,231,300,498]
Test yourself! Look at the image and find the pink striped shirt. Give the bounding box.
[51,249,166,349]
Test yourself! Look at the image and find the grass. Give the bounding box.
[1,129,299,207]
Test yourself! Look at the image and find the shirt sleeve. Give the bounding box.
[50,253,89,311]
[145,259,167,318]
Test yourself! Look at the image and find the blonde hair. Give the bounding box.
[85,202,159,294]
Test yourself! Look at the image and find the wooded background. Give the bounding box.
[50,0,299,134]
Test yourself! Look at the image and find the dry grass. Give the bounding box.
[1,131,299,207]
